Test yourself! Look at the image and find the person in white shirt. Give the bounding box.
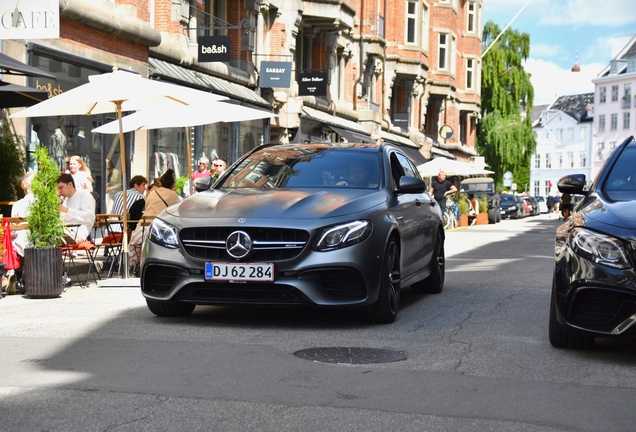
[10,172,36,257]
[57,173,95,243]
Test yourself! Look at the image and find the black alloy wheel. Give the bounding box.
[412,230,445,294]
[371,238,401,324]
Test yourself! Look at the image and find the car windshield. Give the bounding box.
[219,144,381,189]
[501,195,516,203]
[602,144,636,201]
[536,196,545,202]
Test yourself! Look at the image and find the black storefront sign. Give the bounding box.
[198,36,231,62]
[298,70,328,96]
[393,113,409,129]
[259,61,292,88]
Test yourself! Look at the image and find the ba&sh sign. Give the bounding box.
[198,36,231,62]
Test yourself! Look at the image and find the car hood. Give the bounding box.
[166,188,387,220]
[578,194,636,240]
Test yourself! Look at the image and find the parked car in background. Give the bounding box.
[458,177,501,224]
[500,194,523,219]
[141,143,446,324]
[535,195,548,213]
[550,136,636,349]
[523,196,539,216]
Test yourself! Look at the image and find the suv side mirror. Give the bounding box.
[557,174,586,194]
[194,176,214,192]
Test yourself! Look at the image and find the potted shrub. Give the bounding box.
[24,146,65,298]
[455,195,470,226]
[476,195,490,225]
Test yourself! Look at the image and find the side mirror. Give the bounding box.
[194,176,214,192]
[397,176,427,194]
[557,174,586,194]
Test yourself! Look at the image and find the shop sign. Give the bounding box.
[198,36,231,62]
[259,61,292,88]
[393,113,409,129]
[0,0,60,40]
[298,70,328,96]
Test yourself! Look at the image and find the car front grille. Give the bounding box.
[180,227,310,262]
[176,281,303,304]
[302,268,366,299]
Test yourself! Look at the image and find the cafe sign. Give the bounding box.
[0,0,60,40]
[259,61,292,88]
[198,36,231,62]
[298,70,328,96]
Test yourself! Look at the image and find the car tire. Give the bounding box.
[146,299,195,317]
[548,277,594,349]
[411,231,445,294]
[488,208,497,224]
[371,238,401,324]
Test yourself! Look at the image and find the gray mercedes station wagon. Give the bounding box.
[141,143,445,323]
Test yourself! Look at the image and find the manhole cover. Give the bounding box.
[293,347,406,364]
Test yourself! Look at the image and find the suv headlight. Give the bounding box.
[149,218,179,249]
[569,227,631,269]
[314,220,372,251]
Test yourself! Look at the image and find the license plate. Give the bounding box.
[501,210,506,214]
[205,262,274,282]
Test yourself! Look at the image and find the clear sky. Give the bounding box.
[482,0,636,105]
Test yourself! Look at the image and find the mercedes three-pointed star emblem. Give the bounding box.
[226,230,252,259]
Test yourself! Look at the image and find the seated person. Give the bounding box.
[337,161,375,188]
[11,172,36,257]
[110,175,148,233]
[58,173,95,244]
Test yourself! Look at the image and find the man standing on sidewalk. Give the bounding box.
[430,170,457,215]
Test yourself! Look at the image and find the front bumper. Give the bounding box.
[141,233,386,309]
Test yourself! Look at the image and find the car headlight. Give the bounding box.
[149,218,179,249]
[314,220,372,251]
[569,227,631,269]
[509,205,517,210]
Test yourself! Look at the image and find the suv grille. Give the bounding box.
[180,227,310,262]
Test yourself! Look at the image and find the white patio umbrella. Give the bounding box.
[92,101,277,186]
[11,68,229,279]
[417,157,495,177]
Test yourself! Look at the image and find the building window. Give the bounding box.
[421,3,429,49]
[544,180,551,195]
[406,1,418,44]
[609,141,616,154]
[534,153,540,168]
[438,32,454,71]
[580,127,586,139]
[611,113,618,130]
[534,181,540,196]
[545,153,551,168]
[598,114,605,131]
[624,112,631,129]
[557,128,563,141]
[623,83,632,108]
[597,142,604,160]
[568,127,574,140]
[557,152,563,168]
[568,152,574,168]
[545,130,549,139]
[466,58,474,90]
[467,1,476,33]
[579,151,586,168]
[611,85,618,102]
[599,86,606,103]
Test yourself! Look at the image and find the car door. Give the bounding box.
[391,151,437,279]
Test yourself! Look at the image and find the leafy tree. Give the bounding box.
[478,21,536,191]
[0,117,26,204]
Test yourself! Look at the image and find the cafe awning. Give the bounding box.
[0,52,56,79]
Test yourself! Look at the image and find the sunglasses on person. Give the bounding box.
[213,164,223,167]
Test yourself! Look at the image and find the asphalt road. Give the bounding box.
[2,213,636,432]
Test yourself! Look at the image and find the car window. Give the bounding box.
[220,146,381,189]
[501,195,515,203]
[603,145,636,201]
[395,152,420,179]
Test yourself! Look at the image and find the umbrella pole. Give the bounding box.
[186,126,192,195]
[116,101,129,279]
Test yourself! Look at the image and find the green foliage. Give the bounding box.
[0,118,26,203]
[456,196,470,215]
[478,21,536,186]
[27,147,65,249]
[175,175,189,196]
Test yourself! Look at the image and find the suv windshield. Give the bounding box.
[220,144,381,189]
[603,144,636,201]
